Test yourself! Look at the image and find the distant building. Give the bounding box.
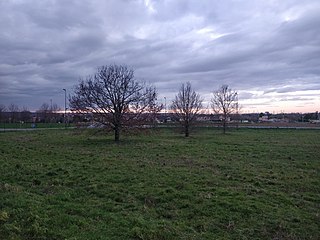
[310,120,320,124]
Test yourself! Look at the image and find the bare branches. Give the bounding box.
[69,64,160,141]
[0,104,7,113]
[171,82,203,137]
[211,85,239,133]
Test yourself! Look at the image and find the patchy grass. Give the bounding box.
[0,128,319,239]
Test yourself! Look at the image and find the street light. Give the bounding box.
[63,88,66,128]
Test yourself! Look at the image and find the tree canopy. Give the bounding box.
[211,85,239,134]
[69,64,160,141]
[171,82,203,137]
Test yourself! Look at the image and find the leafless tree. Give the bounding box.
[211,85,239,134]
[145,87,163,127]
[39,103,50,112]
[51,103,60,112]
[171,82,203,137]
[50,103,61,123]
[8,103,19,123]
[21,106,31,122]
[37,102,61,123]
[37,103,50,123]
[0,104,6,112]
[69,64,160,142]
[0,104,6,123]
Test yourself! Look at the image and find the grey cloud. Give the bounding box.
[0,0,319,112]
[264,84,320,94]
[280,97,314,102]
[238,92,255,100]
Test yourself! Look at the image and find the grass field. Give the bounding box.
[0,128,319,239]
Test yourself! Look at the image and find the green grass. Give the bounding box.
[0,128,319,239]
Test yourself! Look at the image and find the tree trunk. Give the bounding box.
[114,126,120,142]
[185,124,189,137]
[223,120,226,134]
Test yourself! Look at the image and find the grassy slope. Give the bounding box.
[0,128,319,239]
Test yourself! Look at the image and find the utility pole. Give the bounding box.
[50,99,53,123]
[63,89,66,129]
[164,96,167,123]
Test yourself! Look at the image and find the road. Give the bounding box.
[0,127,74,132]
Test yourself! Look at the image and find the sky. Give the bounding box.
[0,0,320,113]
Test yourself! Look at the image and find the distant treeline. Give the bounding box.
[0,109,318,124]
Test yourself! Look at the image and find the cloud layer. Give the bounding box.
[0,0,319,112]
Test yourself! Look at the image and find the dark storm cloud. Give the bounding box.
[0,0,319,112]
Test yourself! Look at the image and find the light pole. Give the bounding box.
[164,97,167,123]
[235,92,239,128]
[63,89,66,128]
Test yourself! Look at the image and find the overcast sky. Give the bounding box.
[1,0,320,113]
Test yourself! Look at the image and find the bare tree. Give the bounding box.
[0,104,6,123]
[69,64,159,142]
[37,102,61,123]
[39,103,50,112]
[211,85,239,134]
[171,82,203,137]
[50,103,61,123]
[51,103,60,112]
[21,106,31,123]
[37,103,50,123]
[145,87,163,127]
[0,104,6,112]
[8,103,19,123]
